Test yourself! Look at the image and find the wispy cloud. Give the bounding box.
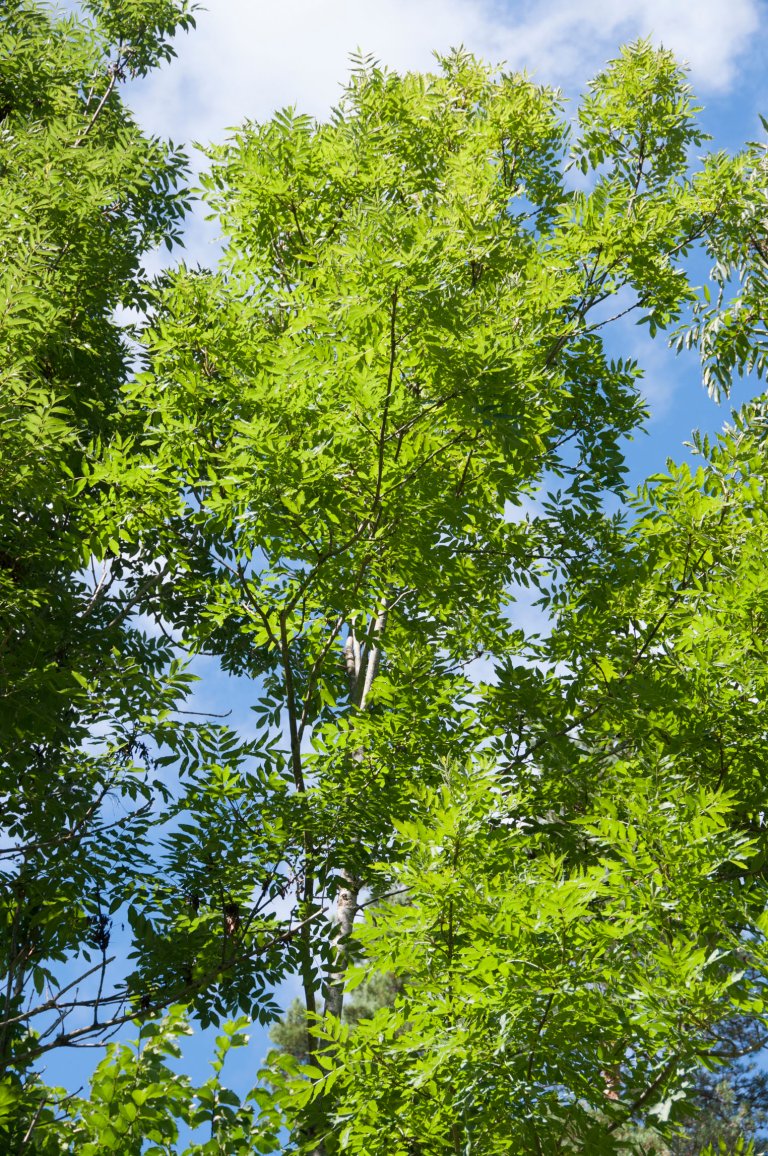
[497,0,761,95]
[126,0,762,154]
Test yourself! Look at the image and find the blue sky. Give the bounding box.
[44,0,768,1116]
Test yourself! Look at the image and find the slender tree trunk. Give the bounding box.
[323,600,388,1021]
[323,872,360,1021]
[307,602,389,1155]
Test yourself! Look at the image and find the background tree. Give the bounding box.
[0,0,238,1135]
[656,1017,768,1154]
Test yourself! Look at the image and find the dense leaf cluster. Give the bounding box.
[3,6,768,1152]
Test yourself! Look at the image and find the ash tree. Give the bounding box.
[5,8,768,1151]
[102,41,768,1155]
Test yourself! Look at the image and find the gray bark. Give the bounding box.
[322,872,360,1021]
[322,599,388,1021]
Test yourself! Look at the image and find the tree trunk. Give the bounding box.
[323,600,388,1021]
[323,872,360,1020]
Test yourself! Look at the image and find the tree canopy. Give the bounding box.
[2,5,768,1152]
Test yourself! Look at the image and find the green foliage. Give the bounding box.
[0,0,191,755]
[0,1007,259,1153]
[0,0,221,1118]
[678,129,768,402]
[672,1040,768,1155]
[114,44,768,1154]
[97,43,759,1039]
[270,973,402,1062]
[5,16,768,1155]
[255,762,768,1153]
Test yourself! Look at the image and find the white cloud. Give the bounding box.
[125,0,761,153]
[489,0,761,95]
[600,301,685,424]
[630,330,687,423]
